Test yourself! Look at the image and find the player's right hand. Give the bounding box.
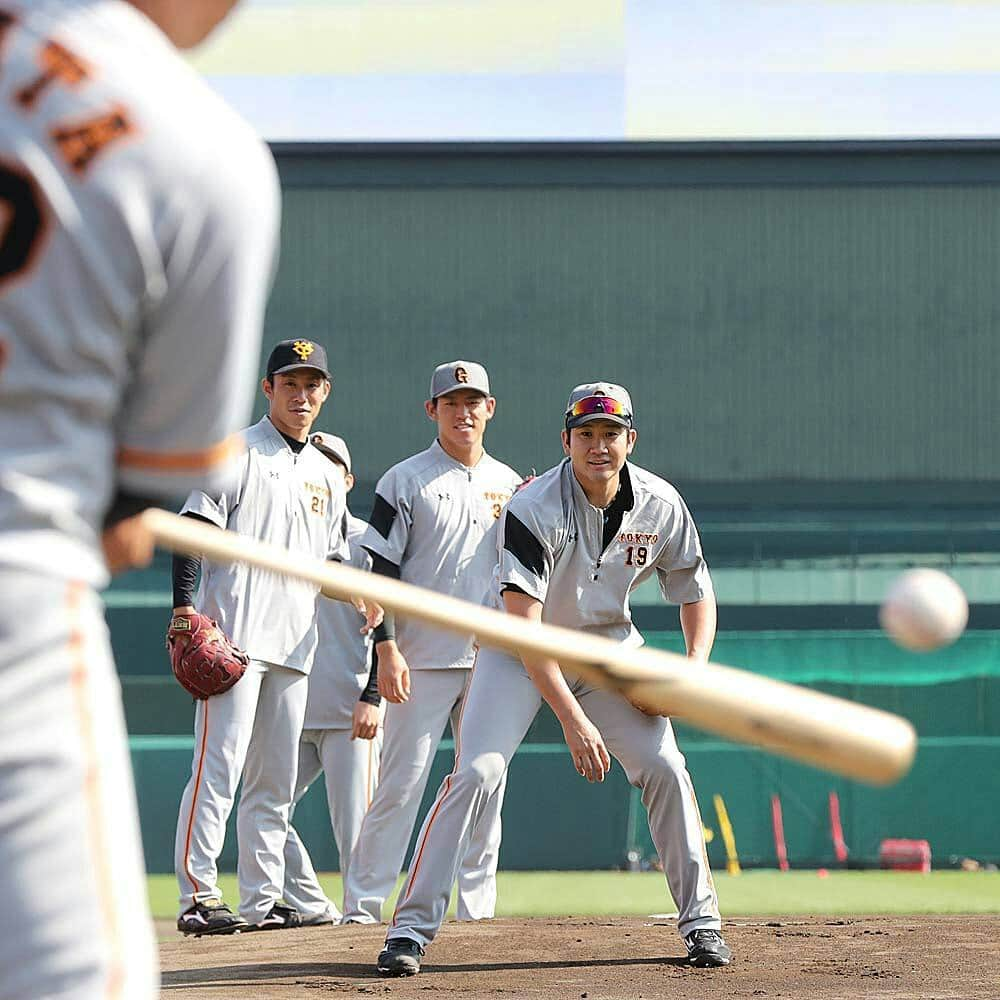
[560,714,611,783]
[376,642,411,704]
[101,513,155,574]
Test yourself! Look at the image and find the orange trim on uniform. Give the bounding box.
[394,774,452,918]
[391,649,480,923]
[366,740,376,810]
[67,582,124,999]
[182,702,211,895]
[117,433,242,474]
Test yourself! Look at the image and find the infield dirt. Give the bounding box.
[158,914,999,999]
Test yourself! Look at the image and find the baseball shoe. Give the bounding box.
[300,909,338,927]
[177,899,247,937]
[684,929,732,967]
[246,902,302,931]
[377,937,424,977]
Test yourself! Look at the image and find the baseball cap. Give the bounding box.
[266,339,331,380]
[564,382,634,429]
[310,432,351,474]
[429,360,490,399]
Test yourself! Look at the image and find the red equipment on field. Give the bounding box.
[770,794,790,872]
[828,791,849,864]
[879,838,932,872]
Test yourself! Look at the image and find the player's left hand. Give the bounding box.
[101,514,155,573]
[351,701,380,740]
[352,597,384,633]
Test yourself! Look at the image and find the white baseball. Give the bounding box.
[879,568,969,652]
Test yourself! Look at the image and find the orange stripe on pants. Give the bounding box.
[182,701,211,896]
[67,582,124,1000]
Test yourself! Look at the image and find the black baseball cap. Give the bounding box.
[265,339,331,380]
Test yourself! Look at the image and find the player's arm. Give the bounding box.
[363,551,410,704]
[170,511,216,613]
[680,593,717,661]
[352,647,382,740]
[501,589,610,783]
[112,140,280,549]
[362,471,413,703]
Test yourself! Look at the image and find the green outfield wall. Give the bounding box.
[260,141,1000,507]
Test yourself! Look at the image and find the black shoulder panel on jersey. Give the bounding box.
[503,510,546,578]
[369,493,397,540]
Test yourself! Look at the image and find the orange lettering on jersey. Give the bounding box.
[0,11,17,56]
[16,40,90,110]
[51,105,135,175]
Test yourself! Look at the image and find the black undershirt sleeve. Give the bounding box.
[102,489,160,529]
[359,645,381,706]
[365,549,400,644]
[171,512,216,608]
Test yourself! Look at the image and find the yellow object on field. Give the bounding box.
[703,825,715,843]
[713,794,741,876]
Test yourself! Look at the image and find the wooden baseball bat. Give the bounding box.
[141,507,916,785]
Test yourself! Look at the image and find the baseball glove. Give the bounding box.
[166,613,249,699]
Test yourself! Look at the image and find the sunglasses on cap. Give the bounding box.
[566,395,631,421]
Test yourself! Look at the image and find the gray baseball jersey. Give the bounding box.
[304,513,374,728]
[388,459,721,949]
[362,439,522,668]
[342,440,520,925]
[495,458,712,640]
[0,0,280,591]
[0,1,279,995]
[182,417,349,673]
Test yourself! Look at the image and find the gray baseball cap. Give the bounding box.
[430,360,490,399]
[564,382,634,429]
[310,432,352,474]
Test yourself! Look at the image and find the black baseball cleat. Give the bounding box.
[247,902,303,931]
[684,928,732,967]
[377,937,424,976]
[177,899,248,937]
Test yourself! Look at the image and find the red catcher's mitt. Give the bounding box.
[166,613,249,699]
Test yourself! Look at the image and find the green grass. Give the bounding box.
[151,869,1000,921]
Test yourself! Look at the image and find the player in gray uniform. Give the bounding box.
[172,341,381,935]
[342,362,522,925]
[281,433,384,925]
[377,382,731,976]
[0,1,279,996]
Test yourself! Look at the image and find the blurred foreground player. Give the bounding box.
[378,383,730,976]
[0,0,280,996]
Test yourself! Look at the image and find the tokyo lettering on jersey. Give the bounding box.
[496,459,712,644]
[363,439,521,669]
[0,0,280,587]
[304,514,374,728]
[182,418,348,672]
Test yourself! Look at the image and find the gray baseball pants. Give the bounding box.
[388,645,721,948]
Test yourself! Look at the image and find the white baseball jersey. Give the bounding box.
[363,440,521,668]
[495,458,712,641]
[182,417,349,673]
[304,514,375,728]
[0,0,280,589]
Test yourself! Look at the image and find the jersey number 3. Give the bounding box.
[0,160,45,291]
